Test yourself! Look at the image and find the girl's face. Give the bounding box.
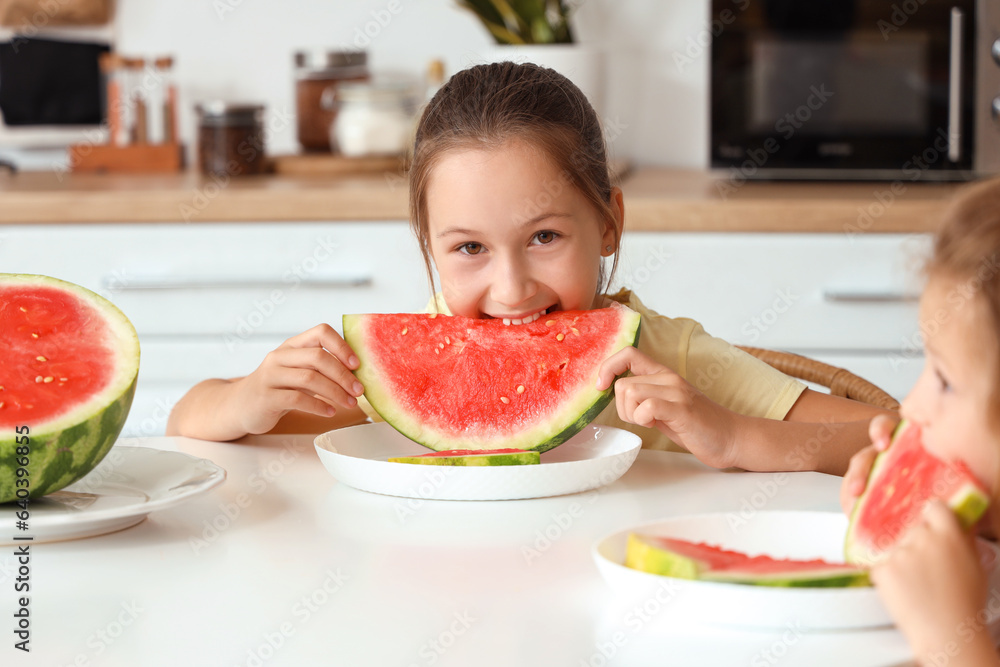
[424,140,621,322]
[901,273,1000,492]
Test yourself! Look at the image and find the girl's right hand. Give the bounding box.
[839,414,900,514]
[229,324,364,435]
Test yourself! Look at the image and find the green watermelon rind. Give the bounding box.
[387,451,541,466]
[0,274,141,503]
[344,304,641,453]
[625,533,870,588]
[843,419,991,566]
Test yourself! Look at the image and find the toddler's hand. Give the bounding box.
[839,414,900,514]
[871,500,992,662]
[231,324,364,435]
[596,347,738,469]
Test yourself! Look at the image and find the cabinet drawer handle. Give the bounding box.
[101,273,374,291]
[822,289,919,303]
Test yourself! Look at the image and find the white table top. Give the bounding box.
[2,434,915,667]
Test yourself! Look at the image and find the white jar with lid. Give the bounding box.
[331,80,416,157]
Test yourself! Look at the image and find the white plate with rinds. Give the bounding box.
[313,422,641,501]
[593,511,1000,631]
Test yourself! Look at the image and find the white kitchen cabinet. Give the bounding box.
[613,232,931,400]
[1,225,924,436]
[0,222,429,437]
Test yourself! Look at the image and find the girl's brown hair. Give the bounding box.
[408,61,620,300]
[928,176,1000,406]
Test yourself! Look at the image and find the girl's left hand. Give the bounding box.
[871,500,991,661]
[596,347,740,469]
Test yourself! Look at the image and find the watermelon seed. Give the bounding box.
[445,336,450,345]
[36,356,47,362]
[438,342,444,349]
[435,349,440,354]
[19,307,26,312]
[556,333,565,341]
[545,320,555,326]
[401,327,407,335]
[429,313,438,319]
[500,396,510,404]
[571,327,579,335]
[35,376,42,383]
[60,378,68,382]
[516,385,525,394]
[31,333,38,339]
[0,402,4,409]
[43,376,53,383]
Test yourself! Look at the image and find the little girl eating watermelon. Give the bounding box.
[167,61,889,474]
[840,177,1000,665]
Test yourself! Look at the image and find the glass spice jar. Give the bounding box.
[332,80,417,158]
[196,102,266,177]
[294,49,369,153]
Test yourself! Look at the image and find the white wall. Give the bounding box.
[111,0,711,167]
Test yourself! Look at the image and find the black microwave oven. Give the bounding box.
[710,0,1000,180]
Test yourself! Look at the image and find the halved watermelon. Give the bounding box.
[0,274,140,502]
[844,420,990,566]
[343,303,640,452]
[388,448,540,466]
[626,534,870,588]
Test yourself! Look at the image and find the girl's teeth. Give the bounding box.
[502,309,546,326]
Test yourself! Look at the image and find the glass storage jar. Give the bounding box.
[331,80,416,158]
[196,102,266,177]
[294,49,368,153]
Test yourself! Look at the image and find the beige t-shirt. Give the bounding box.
[419,289,807,452]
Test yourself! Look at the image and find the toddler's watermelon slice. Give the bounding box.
[0,274,140,502]
[626,534,870,588]
[844,420,990,566]
[388,448,540,466]
[343,303,640,452]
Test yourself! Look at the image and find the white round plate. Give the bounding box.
[594,511,1000,631]
[314,422,641,501]
[0,446,227,545]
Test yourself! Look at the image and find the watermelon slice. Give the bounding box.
[844,419,990,566]
[0,274,140,502]
[626,534,870,588]
[388,448,540,466]
[343,303,641,452]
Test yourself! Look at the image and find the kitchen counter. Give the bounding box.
[0,433,918,667]
[0,167,966,232]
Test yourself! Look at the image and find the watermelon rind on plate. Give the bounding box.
[387,448,540,466]
[625,533,870,588]
[0,274,140,502]
[844,419,990,566]
[343,302,641,453]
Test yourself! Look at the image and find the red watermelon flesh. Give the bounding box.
[1,284,116,428]
[410,448,531,457]
[844,420,990,566]
[343,303,641,452]
[626,534,869,587]
[0,274,140,502]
